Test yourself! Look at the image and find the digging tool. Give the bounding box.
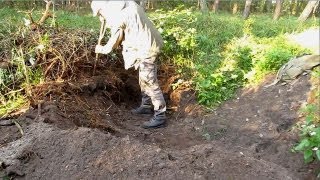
[93,17,108,75]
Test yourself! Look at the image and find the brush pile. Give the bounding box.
[0,1,127,116]
[16,28,98,80]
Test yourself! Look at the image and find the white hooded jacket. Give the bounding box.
[91,1,163,69]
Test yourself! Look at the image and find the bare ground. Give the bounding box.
[0,70,319,179]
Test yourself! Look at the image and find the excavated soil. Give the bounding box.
[0,66,319,179]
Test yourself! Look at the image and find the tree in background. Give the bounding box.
[140,0,146,10]
[298,0,319,22]
[212,0,219,13]
[273,0,282,20]
[198,0,208,12]
[1,0,319,20]
[232,1,238,14]
[291,0,298,15]
[257,0,266,13]
[147,0,156,10]
[243,0,252,19]
[266,0,273,13]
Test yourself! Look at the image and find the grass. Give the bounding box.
[0,7,319,112]
[0,95,27,118]
[55,11,100,30]
[0,7,99,30]
[149,9,317,106]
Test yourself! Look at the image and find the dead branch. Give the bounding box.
[18,8,35,24]
[12,119,24,136]
[38,0,53,25]
[19,1,53,30]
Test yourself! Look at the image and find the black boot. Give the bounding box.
[131,106,153,115]
[142,113,166,129]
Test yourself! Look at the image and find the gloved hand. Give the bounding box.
[95,45,111,54]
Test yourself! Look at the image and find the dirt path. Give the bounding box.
[0,73,319,179]
[200,74,319,179]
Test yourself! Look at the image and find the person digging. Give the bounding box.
[91,1,166,129]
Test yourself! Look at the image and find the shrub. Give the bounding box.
[0,7,318,111]
[294,69,320,163]
[150,8,316,107]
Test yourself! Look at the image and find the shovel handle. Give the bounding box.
[93,18,107,75]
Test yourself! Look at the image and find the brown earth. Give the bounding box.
[0,65,319,179]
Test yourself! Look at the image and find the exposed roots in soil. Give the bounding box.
[1,23,196,123]
[0,3,199,146]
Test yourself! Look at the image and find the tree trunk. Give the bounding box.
[295,0,304,16]
[313,1,320,16]
[243,0,252,19]
[273,0,282,20]
[7,0,14,8]
[298,0,319,21]
[258,0,266,13]
[199,0,208,12]
[232,2,238,14]
[266,0,272,13]
[76,0,80,12]
[147,0,155,10]
[212,0,219,13]
[140,0,146,10]
[291,0,298,15]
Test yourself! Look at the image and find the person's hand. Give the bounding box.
[95,45,103,54]
[95,45,111,54]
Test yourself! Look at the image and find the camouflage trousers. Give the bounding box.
[138,56,166,116]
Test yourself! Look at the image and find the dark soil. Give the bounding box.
[0,69,319,179]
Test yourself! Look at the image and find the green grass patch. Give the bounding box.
[0,94,27,118]
[55,10,99,30]
[0,8,99,30]
[0,7,319,113]
[150,8,318,107]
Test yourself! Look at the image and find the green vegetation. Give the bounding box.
[55,11,100,30]
[150,8,317,106]
[0,8,25,117]
[0,7,318,117]
[294,68,320,164]
[0,8,99,118]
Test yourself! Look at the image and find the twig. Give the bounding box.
[74,95,91,109]
[35,103,42,120]
[18,8,35,24]
[94,18,107,75]
[102,91,126,122]
[4,88,24,96]
[102,91,121,111]
[12,120,24,136]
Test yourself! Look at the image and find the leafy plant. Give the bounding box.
[152,7,316,107]
[294,69,320,163]
[294,104,320,163]
[0,7,318,112]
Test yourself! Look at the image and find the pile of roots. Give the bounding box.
[0,6,127,115]
[17,28,99,80]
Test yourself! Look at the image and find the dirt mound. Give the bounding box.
[1,72,319,179]
[1,122,294,180]
[0,23,319,179]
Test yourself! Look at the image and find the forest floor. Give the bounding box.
[0,60,319,179]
